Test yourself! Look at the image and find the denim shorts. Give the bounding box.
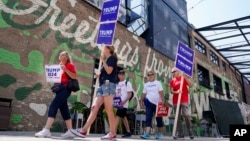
[96,82,116,96]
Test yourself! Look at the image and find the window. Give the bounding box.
[210,51,219,66]
[213,74,223,95]
[195,39,206,55]
[222,61,226,71]
[197,64,211,89]
[225,82,231,99]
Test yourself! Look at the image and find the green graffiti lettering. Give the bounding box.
[10,114,23,124]
[0,48,44,74]
[15,83,42,100]
[0,74,16,87]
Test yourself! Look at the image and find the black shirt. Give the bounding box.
[99,55,117,85]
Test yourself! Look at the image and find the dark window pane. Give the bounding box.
[225,82,231,98]
[213,74,223,95]
[195,39,206,55]
[210,51,220,66]
[197,64,211,88]
[222,61,226,71]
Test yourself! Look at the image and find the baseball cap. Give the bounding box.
[171,67,178,73]
[118,69,125,74]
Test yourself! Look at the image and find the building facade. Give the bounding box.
[0,0,247,133]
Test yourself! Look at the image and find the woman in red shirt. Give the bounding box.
[35,51,77,138]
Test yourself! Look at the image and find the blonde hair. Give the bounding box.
[59,51,72,63]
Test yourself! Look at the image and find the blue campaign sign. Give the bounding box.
[100,0,121,22]
[96,22,116,45]
[175,55,193,77]
[177,41,194,63]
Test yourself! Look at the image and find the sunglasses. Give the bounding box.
[172,71,176,73]
[147,74,154,76]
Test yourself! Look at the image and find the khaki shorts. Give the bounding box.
[173,103,190,116]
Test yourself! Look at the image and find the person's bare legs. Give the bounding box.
[65,119,72,129]
[44,117,55,129]
[157,127,164,134]
[123,117,131,133]
[104,95,116,134]
[81,97,104,132]
[145,126,151,133]
[115,116,121,132]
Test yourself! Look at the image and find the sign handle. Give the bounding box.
[172,74,184,137]
[86,46,104,135]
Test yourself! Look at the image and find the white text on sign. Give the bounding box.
[103,6,118,14]
[177,59,191,71]
[180,46,193,59]
[100,30,113,36]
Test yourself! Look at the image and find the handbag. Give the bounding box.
[51,83,64,93]
[68,78,80,92]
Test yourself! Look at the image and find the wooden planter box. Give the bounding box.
[0,98,12,130]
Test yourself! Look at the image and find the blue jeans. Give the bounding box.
[48,86,71,120]
[144,98,163,127]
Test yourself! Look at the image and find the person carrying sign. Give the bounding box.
[140,71,166,140]
[71,46,118,140]
[170,67,194,139]
[114,69,133,138]
[35,51,77,138]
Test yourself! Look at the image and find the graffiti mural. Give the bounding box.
[0,0,242,131]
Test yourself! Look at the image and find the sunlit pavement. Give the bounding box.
[0,131,229,141]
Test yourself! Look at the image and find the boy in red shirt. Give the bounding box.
[170,67,194,139]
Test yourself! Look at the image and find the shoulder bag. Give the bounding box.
[68,78,80,92]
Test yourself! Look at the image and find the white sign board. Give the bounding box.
[45,65,62,83]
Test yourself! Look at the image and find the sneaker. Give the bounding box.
[190,135,194,139]
[122,132,132,138]
[173,134,184,139]
[155,133,163,139]
[61,129,75,138]
[189,130,194,139]
[140,133,151,139]
[101,133,116,140]
[70,129,86,138]
[35,128,51,138]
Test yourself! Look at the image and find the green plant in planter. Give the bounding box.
[191,116,200,127]
[70,102,88,114]
[191,116,201,136]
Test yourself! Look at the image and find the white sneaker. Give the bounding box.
[70,128,86,138]
[61,129,75,138]
[35,128,51,138]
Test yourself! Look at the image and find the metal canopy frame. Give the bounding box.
[195,15,250,82]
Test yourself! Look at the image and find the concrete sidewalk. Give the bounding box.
[0,131,229,141]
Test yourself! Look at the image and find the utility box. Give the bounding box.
[0,98,12,130]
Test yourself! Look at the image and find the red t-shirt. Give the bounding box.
[61,63,76,84]
[170,76,189,105]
